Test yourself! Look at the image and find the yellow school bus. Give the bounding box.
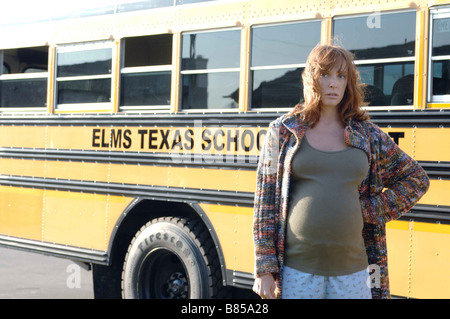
[0,0,449,299]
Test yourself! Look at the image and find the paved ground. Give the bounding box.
[0,246,93,299]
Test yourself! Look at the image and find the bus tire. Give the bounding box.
[121,216,223,299]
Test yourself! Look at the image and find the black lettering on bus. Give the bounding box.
[227,129,239,152]
[214,130,225,151]
[123,129,132,149]
[92,129,101,147]
[138,130,147,149]
[101,129,109,147]
[241,129,254,152]
[388,132,405,145]
[184,129,194,150]
[159,129,170,150]
[171,129,183,150]
[256,129,267,151]
[202,129,212,151]
[148,129,158,149]
[111,129,122,148]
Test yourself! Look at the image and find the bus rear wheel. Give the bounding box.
[121,217,223,299]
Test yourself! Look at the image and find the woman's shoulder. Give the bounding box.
[350,119,396,147]
[350,118,385,136]
[269,112,305,129]
[269,112,290,126]
[264,113,291,135]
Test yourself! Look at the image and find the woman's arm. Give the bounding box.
[360,127,430,224]
[253,121,281,277]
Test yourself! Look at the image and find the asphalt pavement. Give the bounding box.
[0,246,94,299]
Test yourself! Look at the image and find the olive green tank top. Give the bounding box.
[285,136,370,276]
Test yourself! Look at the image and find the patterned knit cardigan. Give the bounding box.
[253,113,430,299]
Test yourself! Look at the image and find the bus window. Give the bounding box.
[333,11,416,107]
[55,42,113,110]
[0,46,48,110]
[250,20,321,109]
[120,34,172,111]
[181,29,240,110]
[2,64,9,74]
[429,10,450,103]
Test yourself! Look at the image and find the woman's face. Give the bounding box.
[318,62,348,109]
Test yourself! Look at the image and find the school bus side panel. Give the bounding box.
[0,186,43,241]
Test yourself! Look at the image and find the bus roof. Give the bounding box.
[0,0,218,27]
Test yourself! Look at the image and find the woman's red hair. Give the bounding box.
[290,44,369,126]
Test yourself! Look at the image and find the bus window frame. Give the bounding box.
[54,41,116,113]
[248,19,321,112]
[119,65,173,112]
[119,35,173,113]
[428,7,450,106]
[179,27,242,112]
[0,47,49,113]
[332,9,417,111]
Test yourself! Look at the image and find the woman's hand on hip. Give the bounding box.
[253,273,276,299]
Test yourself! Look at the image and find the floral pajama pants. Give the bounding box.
[281,265,372,299]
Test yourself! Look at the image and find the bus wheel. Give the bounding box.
[121,217,223,299]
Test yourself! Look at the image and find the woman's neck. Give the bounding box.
[317,105,343,128]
